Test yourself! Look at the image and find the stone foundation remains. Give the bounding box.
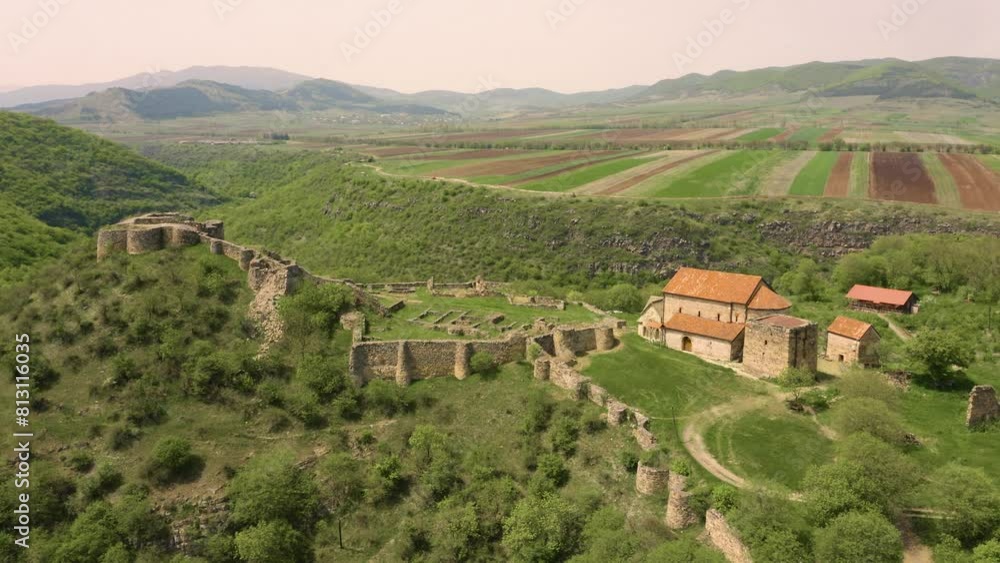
[635,462,670,496]
[665,473,698,530]
[507,294,566,310]
[350,335,527,385]
[704,509,753,563]
[967,385,1000,428]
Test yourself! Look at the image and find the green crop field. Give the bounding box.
[789,151,839,196]
[921,153,962,208]
[519,156,653,192]
[848,151,870,198]
[737,128,782,141]
[632,150,793,198]
[788,127,830,144]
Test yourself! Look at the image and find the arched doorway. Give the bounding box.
[682,336,693,352]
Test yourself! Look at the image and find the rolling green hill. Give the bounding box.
[638,57,995,102]
[0,112,217,229]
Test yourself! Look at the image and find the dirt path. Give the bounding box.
[878,313,912,341]
[760,150,816,196]
[681,396,770,488]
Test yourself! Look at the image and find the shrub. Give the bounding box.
[618,451,639,473]
[183,353,231,399]
[502,494,581,562]
[145,438,202,485]
[228,452,321,530]
[711,485,740,514]
[67,451,95,473]
[363,379,412,417]
[234,521,312,563]
[110,355,141,386]
[79,463,123,501]
[671,458,692,477]
[777,367,816,388]
[526,342,544,362]
[831,397,909,446]
[108,426,141,451]
[470,351,498,375]
[535,454,570,488]
[550,416,580,457]
[521,392,554,435]
[296,354,349,400]
[368,454,406,505]
[814,511,904,563]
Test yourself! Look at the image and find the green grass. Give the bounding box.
[788,127,830,145]
[368,289,602,340]
[703,407,835,489]
[518,156,653,192]
[738,128,783,142]
[636,150,793,198]
[584,335,767,447]
[978,154,1000,174]
[921,153,962,208]
[789,152,839,196]
[849,151,870,198]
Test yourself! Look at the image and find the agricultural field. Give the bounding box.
[618,150,795,198]
[789,151,840,196]
[937,153,1000,211]
[870,152,938,204]
[822,152,855,198]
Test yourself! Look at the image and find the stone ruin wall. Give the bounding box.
[742,321,818,377]
[635,462,670,496]
[967,385,1000,428]
[507,294,567,310]
[349,335,527,385]
[704,509,753,563]
[665,472,698,530]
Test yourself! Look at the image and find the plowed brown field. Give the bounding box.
[870,152,937,204]
[818,128,844,143]
[823,153,854,197]
[597,150,720,195]
[938,154,1000,211]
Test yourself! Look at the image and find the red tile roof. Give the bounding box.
[663,267,764,305]
[846,285,914,307]
[748,286,792,311]
[828,316,876,340]
[663,313,746,342]
[644,320,663,329]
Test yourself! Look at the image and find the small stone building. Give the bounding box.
[847,284,918,314]
[743,315,818,377]
[826,316,880,367]
[662,313,745,361]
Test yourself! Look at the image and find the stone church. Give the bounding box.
[639,267,817,375]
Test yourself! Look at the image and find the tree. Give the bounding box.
[470,351,498,375]
[318,454,364,549]
[904,330,973,388]
[502,494,581,562]
[922,465,1000,546]
[228,452,321,531]
[145,437,202,485]
[973,540,1000,563]
[570,507,641,563]
[234,521,313,563]
[781,258,824,301]
[295,354,349,400]
[814,511,904,563]
[831,397,909,446]
[278,283,351,346]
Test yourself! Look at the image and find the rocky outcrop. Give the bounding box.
[967,385,1000,428]
[704,508,752,563]
[665,473,698,530]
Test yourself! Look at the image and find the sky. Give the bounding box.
[2,0,999,93]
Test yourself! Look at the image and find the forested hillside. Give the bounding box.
[0,112,217,230]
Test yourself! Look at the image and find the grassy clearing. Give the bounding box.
[848,151,870,198]
[636,150,794,198]
[788,127,830,145]
[703,405,835,489]
[367,289,602,341]
[978,154,1000,174]
[921,153,963,208]
[583,334,767,448]
[737,128,782,142]
[518,156,654,192]
[789,152,840,196]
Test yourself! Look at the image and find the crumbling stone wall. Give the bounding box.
[665,473,698,530]
[552,325,615,359]
[704,509,753,563]
[350,335,527,385]
[96,229,128,260]
[507,294,566,310]
[743,317,817,377]
[247,257,305,348]
[636,463,670,495]
[967,385,1000,427]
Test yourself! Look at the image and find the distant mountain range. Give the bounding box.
[8,57,999,121]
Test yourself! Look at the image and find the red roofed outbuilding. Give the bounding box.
[846,284,918,314]
[826,316,881,367]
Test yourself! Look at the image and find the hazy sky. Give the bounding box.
[3,0,999,93]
